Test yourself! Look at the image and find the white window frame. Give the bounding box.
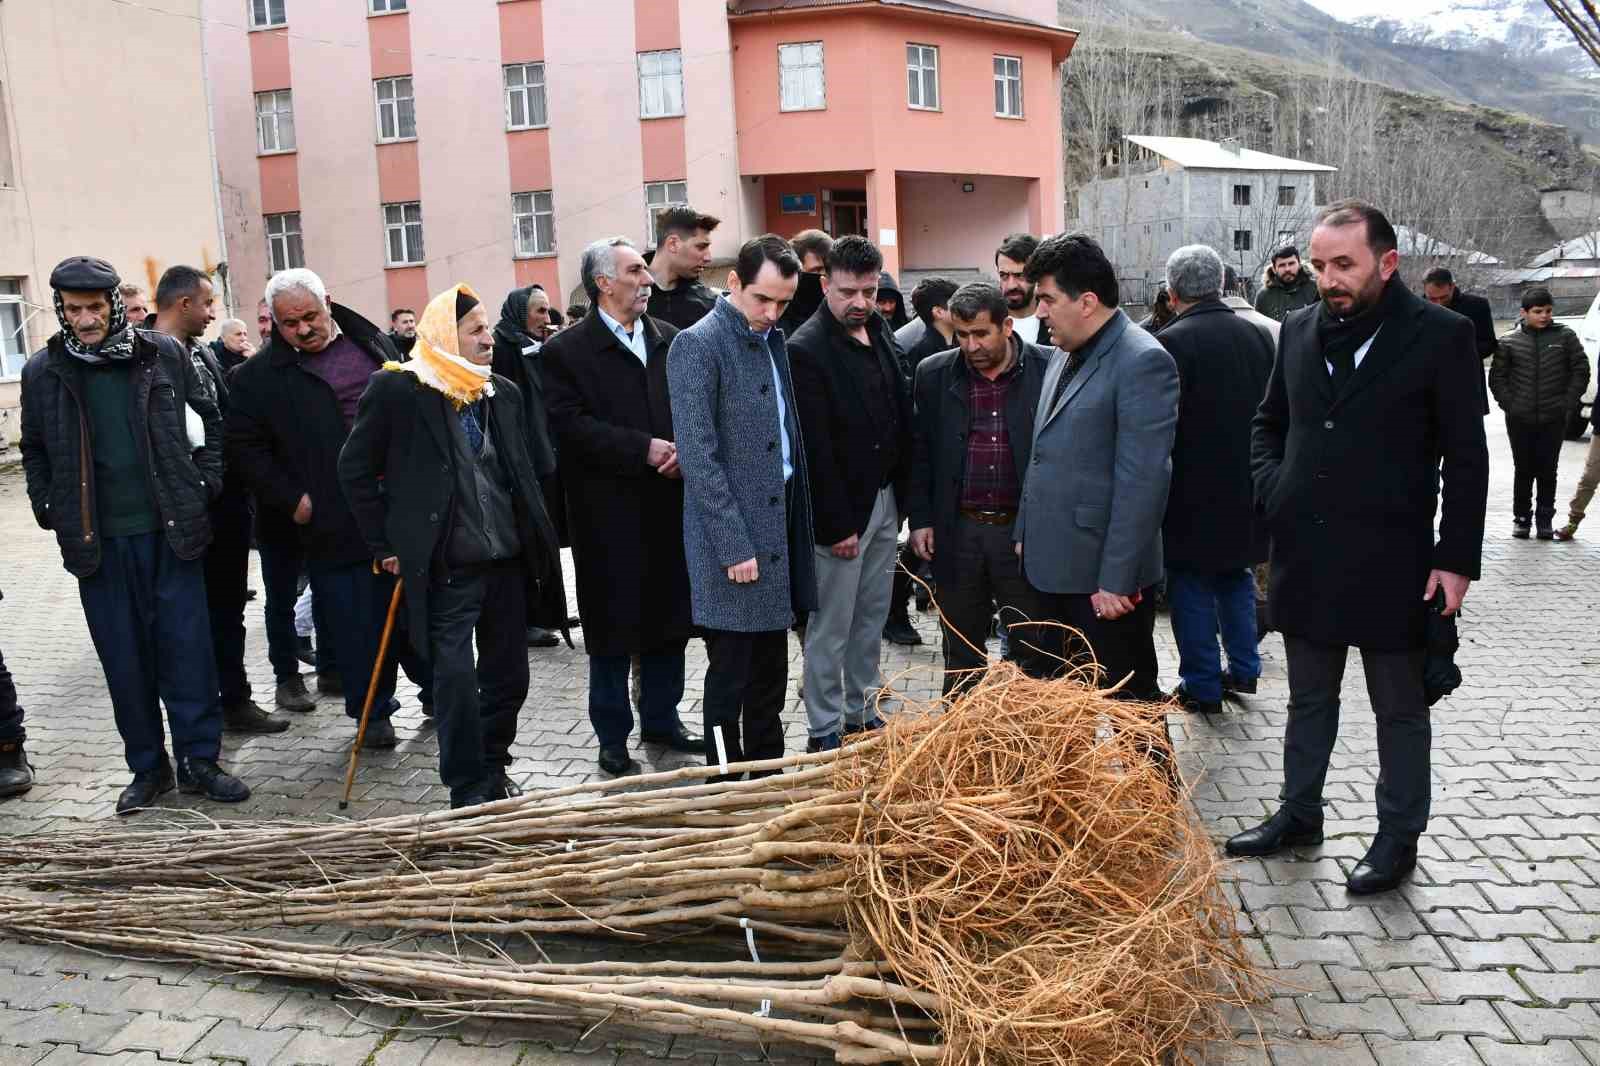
[504,62,548,131]
[0,279,27,381]
[369,0,407,13]
[383,202,425,266]
[907,43,940,111]
[264,212,304,274]
[512,191,555,258]
[254,89,295,154]
[637,49,684,120]
[993,54,1022,118]
[644,180,688,248]
[778,42,826,112]
[249,0,286,29]
[374,76,416,143]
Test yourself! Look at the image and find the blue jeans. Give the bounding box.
[588,642,688,749]
[1167,567,1260,703]
[78,532,222,772]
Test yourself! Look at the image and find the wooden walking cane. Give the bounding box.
[339,572,405,811]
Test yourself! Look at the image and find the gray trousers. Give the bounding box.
[1280,635,1431,839]
[802,485,899,737]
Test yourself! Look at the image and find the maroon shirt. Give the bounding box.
[302,333,376,430]
[960,355,1022,511]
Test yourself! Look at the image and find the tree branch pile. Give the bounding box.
[0,663,1260,1065]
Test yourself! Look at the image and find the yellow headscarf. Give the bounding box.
[391,283,494,408]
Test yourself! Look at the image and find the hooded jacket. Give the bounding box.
[1253,264,1320,322]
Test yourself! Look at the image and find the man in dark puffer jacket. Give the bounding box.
[1489,287,1590,539]
[19,256,250,815]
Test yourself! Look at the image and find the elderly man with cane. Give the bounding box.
[339,284,565,808]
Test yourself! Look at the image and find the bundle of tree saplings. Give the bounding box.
[0,662,1260,1065]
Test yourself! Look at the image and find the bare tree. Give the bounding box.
[1542,0,1600,68]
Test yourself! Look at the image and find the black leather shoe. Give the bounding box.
[1170,686,1222,715]
[1512,518,1531,539]
[0,739,34,798]
[843,716,885,736]
[640,725,704,753]
[489,772,523,800]
[1221,673,1257,696]
[450,787,494,810]
[362,718,398,750]
[176,757,249,803]
[1224,807,1324,857]
[806,732,841,754]
[882,616,923,646]
[116,759,176,815]
[526,626,561,648]
[1346,833,1418,895]
[223,699,291,734]
[598,745,641,777]
[1536,525,1555,541]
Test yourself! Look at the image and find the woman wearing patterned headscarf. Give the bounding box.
[338,283,567,808]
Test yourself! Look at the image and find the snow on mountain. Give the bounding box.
[1302,0,1590,74]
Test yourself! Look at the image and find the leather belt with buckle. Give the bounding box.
[960,508,1017,526]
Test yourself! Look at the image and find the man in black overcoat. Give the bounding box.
[339,284,566,808]
[544,237,702,778]
[1228,201,1489,895]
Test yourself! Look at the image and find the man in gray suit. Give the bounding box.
[668,235,817,778]
[1013,234,1179,702]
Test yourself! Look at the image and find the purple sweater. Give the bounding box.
[303,333,377,429]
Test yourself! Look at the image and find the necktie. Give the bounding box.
[1051,350,1087,410]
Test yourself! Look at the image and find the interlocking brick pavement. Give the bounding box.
[2,412,1599,1064]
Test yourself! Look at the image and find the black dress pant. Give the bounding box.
[935,515,1039,695]
[1281,635,1430,839]
[427,560,529,801]
[1020,585,1162,700]
[0,642,22,743]
[702,629,787,776]
[1505,415,1566,526]
[203,489,253,707]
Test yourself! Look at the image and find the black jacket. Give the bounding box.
[1489,321,1589,425]
[225,303,399,566]
[777,271,825,337]
[646,279,717,332]
[788,303,914,545]
[337,369,567,658]
[1445,289,1497,363]
[1157,299,1274,571]
[387,331,417,359]
[907,337,1048,581]
[904,322,955,377]
[543,311,694,656]
[20,330,223,577]
[1252,282,1488,651]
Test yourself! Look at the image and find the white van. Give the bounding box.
[1558,288,1600,437]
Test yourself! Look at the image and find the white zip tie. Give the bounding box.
[565,840,575,853]
[714,729,730,775]
[754,999,772,1018]
[739,916,762,964]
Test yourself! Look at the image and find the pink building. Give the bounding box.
[206,0,1074,322]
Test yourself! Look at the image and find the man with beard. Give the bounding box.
[995,233,1052,347]
[20,257,248,813]
[646,206,720,330]
[340,284,564,807]
[547,238,702,777]
[1254,245,1319,322]
[789,236,912,751]
[387,309,418,359]
[1227,200,1488,895]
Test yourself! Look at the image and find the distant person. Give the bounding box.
[0,588,32,798]
[778,228,831,336]
[1489,287,1588,539]
[256,298,272,344]
[1221,265,1281,339]
[1253,245,1319,322]
[118,282,149,328]
[1422,266,1495,414]
[647,205,720,330]
[211,318,256,371]
[995,233,1052,346]
[1137,284,1174,334]
[1554,349,1600,541]
[875,272,910,332]
[387,308,417,358]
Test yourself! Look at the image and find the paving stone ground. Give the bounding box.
[0,412,1598,1065]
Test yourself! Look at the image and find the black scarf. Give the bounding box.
[54,287,136,365]
[1316,276,1404,392]
[494,285,541,355]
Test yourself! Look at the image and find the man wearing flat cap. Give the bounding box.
[19,256,251,814]
[340,284,566,808]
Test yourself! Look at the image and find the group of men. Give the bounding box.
[3,198,1502,898]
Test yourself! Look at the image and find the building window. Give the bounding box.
[1233,230,1252,252]
[249,0,286,29]
[1278,185,1297,207]
[993,55,1022,118]
[1277,229,1296,247]
[384,202,425,266]
[254,90,295,154]
[0,279,25,379]
[638,50,684,119]
[645,180,688,247]
[505,62,548,130]
[374,76,416,142]
[778,42,825,112]
[1232,184,1252,207]
[907,44,939,110]
[512,191,555,257]
[264,212,304,273]
[369,0,406,11]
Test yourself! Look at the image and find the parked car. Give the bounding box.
[1559,287,1599,439]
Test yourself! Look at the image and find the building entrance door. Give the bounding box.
[825,189,867,237]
